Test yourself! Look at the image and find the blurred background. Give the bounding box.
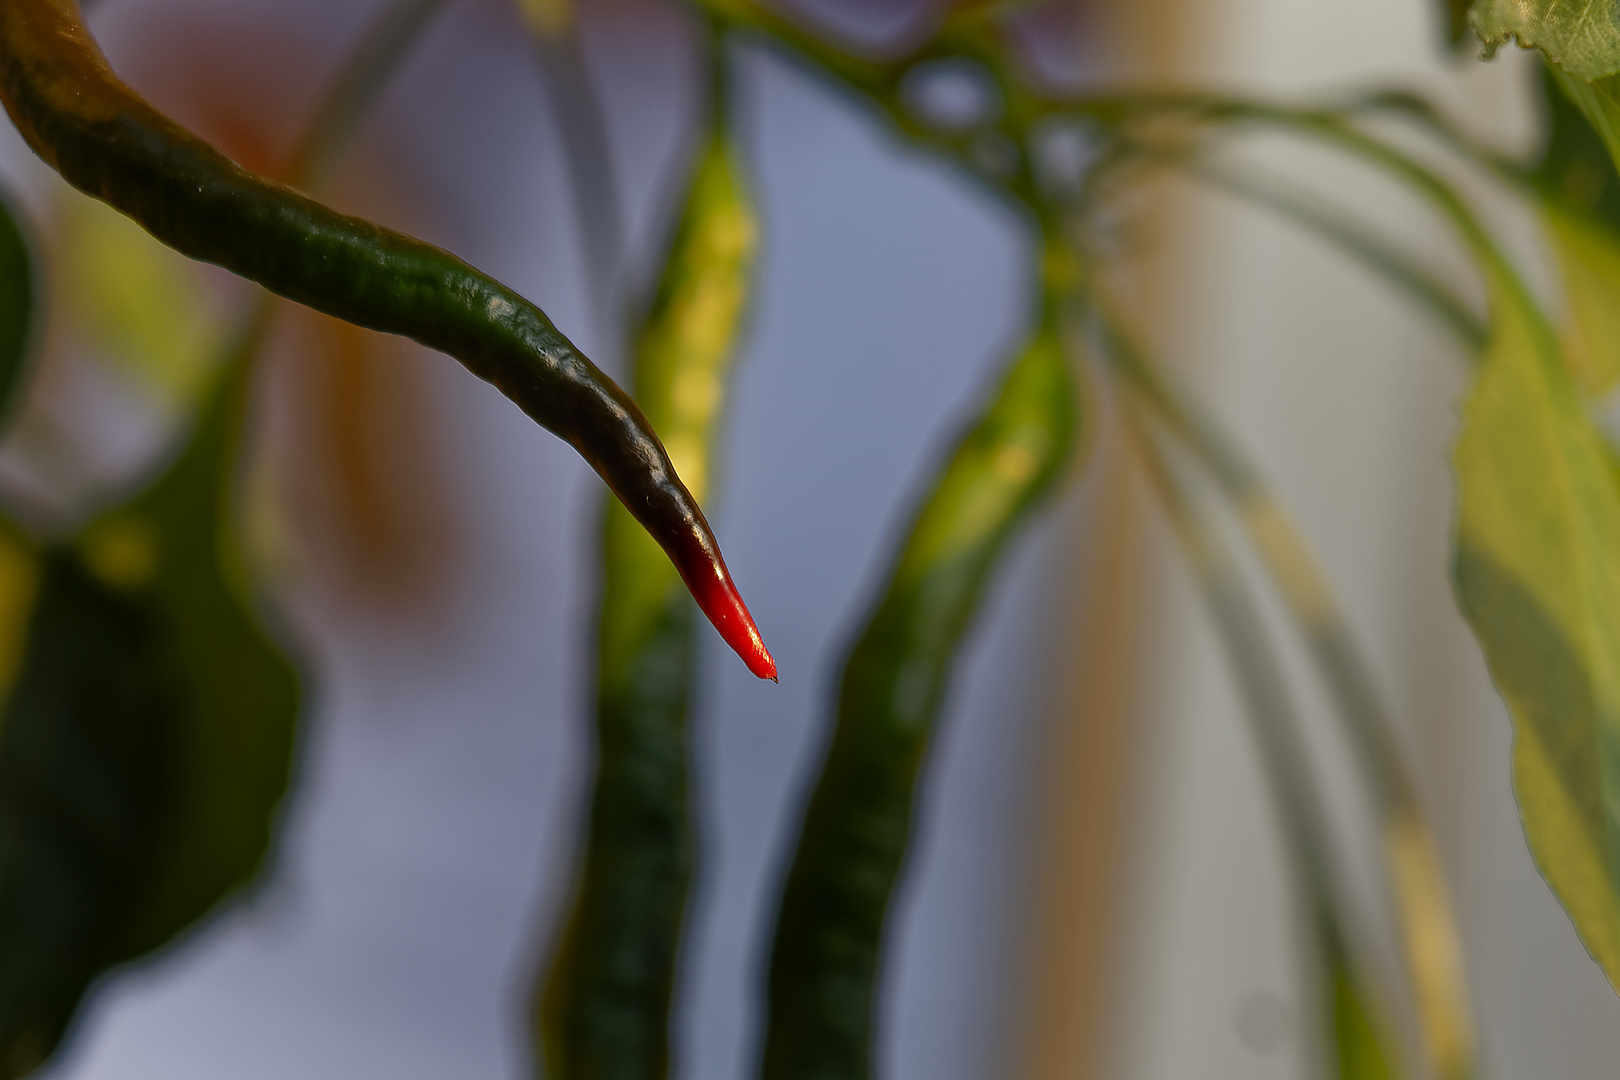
[0,0,1614,1077]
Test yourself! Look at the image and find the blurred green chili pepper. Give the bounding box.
[759,275,1076,1080]
[0,0,775,679]
[537,100,759,1080]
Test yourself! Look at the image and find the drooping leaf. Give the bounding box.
[0,334,299,1074]
[0,189,32,429]
[1470,0,1620,80]
[0,548,172,1077]
[1452,265,1620,991]
[1543,202,1620,394]
[97,351,299,961]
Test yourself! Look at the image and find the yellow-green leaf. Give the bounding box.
[1452,265,1620,990]
[1544,202,1620,394]
[1470,0,1620,80]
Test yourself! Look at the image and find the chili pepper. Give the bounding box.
[0,0,775,680]
[759,280,1076,1080]
[536,79,759,1078]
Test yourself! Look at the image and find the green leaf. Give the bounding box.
[1543,202,1620,394]
[1470,0,1620,80]
[0,335,299,1073]
[96,353,300,960]
[0,547,172,1077]
[0,189,32,428]
[1452,264,1620,991]
[1533,62,1620,227]
[1541,66,1620,193]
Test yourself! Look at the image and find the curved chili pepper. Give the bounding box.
[0,0,775,680]
[760,285,1076,1080]
[537,95,759,1078]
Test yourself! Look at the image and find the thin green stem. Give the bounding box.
[1178,153,1486,351]
[288,0,451,190]
[1124,402,1405,1079]
[523,1,625,354]
[1095,301,1478,1080]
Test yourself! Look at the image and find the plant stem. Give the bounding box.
[521,0,626,355]
[1124,402,1397,1079]
[1096,302,1477,1080]
[1172,153,1486,352]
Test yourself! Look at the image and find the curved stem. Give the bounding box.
[523,0,626,354]
[1124,404,1398,1077]
[289,0,451,190]
[1095,300,1479,1080]
[1176,152,1486,351]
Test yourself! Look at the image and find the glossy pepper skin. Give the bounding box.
[759,295,1076,1080]
[0,0,775,680]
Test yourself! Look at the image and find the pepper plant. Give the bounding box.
[0,0,1616,1077]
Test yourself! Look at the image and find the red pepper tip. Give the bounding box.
[682,561,778,682]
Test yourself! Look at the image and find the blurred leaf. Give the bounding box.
[1541,64,1620,205]
[0,190,32,429]
[0,548,171,1078]
[1442,0,1471,47]
[1470,0,1620,80]
[58,193,220,407]
[1533,62,1620,227]
[0,333,298,1072]
[1544,202,1620,394]
[1452,265,1620,992]
[101,352,299,960]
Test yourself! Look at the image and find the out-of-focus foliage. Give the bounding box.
[0,173,299,1073]
[0,547,170,1077]
[537,119,758,1079]
[0,343,299,1075]
[1452,264,1620,993]
[761,300,1074,1079]
[1543,203,1620,394]
[58,194,220,408]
